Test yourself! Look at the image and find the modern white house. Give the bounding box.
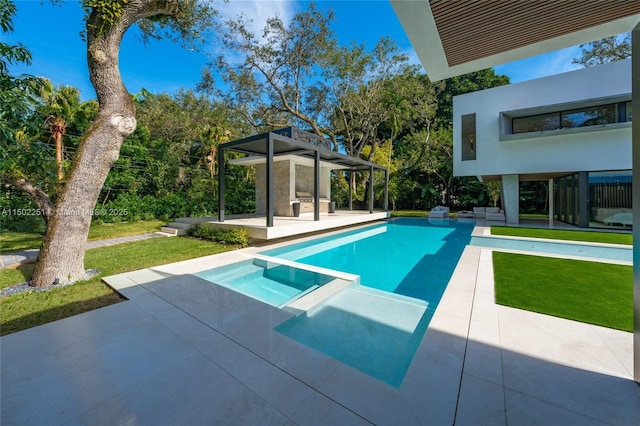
[453,59,632,228]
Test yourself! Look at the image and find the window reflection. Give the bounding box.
[512,101,630,134]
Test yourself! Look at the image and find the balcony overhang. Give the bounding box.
[391,0,640,81]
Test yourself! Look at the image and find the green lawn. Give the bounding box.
[0,232,45,254]
[87,220,166,241]
[491,226,632,245]
[0,236,235,336]
[493,252,632,332]
[0,220,166,253]
[390,210,427,217]
[390,210,467,218]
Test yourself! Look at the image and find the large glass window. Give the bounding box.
[561,104,616,128]
[511,101,630,135]
[513,112,560,133]
[461,113,476,161]
[589,170,632,229]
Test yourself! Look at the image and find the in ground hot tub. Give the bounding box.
[194,258,340,307]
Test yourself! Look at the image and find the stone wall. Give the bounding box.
[295,164,314,194]
[255,161,293,216]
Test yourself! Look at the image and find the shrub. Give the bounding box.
[220,228,250,247]
[188,223,250,247]
[188,223,218,240]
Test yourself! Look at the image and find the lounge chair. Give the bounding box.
[429,206,450,219]
[485,207,505,221]
[473,207,486,219]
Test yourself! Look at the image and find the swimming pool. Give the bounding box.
[262,218,474,302]
[265,218,474,385]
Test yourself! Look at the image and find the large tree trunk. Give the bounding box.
[31,113,135,286]
[29,2,176,286]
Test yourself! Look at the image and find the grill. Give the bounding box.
[295,192,315,213]
[295,192,314,203]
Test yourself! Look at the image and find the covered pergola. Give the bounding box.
[391,0,640,383]
[217,127,388,227]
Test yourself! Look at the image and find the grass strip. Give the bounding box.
[0,232,45,254]
[0,237,234,336]
[87,220,166,241]
[493,252,632,332]
[491,226,631,246]
[390,210,427,217]
[1,220,166,253]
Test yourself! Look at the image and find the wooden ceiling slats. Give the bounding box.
[427,0,640,66]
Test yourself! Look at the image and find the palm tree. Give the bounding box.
[39,83,96,181]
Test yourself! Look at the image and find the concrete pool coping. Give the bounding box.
[2,221,639,424]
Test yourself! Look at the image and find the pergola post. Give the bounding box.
[218,144,225,222]
[632,22,640,383]
[314,150,320,221]
[369,166,374,213]
[384,168,389,211]
[349,170,353,210]
[266,133,274,227]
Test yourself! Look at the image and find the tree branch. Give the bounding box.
[3,173,53,223]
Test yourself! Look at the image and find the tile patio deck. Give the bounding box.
[201,210,390,241]
[1,222,638,425]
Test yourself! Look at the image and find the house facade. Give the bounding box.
[453,59,632,228]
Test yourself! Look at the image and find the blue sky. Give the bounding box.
[5,0,585,101]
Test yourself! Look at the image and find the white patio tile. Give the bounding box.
[0,302,145,367]
[497,306,631,377]
[505,389,610,426]
[318,363,419,425]
[67,353,288,426]
[501,347,640,425]
[455,373,506,426]
[589,324,634,377]
[1,314,196,425]
[204,337,315,418]
[463,331,503,385]
[413,327,467,370]
[289,391,372,426]
[400,357,461,425]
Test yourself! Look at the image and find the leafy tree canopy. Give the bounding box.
[572,34,631,67]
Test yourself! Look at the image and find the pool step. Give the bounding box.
[160,221,192,236]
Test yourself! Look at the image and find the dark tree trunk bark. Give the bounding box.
[29,1,178,287]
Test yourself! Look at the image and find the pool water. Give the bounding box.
[195,258,335,307]
[266,218,474,386]
[276,285,430,387]
[262,218,474,303]
[470,235,632,262]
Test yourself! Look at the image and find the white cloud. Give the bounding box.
[218,0,298,36]
[207,0,300,64]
